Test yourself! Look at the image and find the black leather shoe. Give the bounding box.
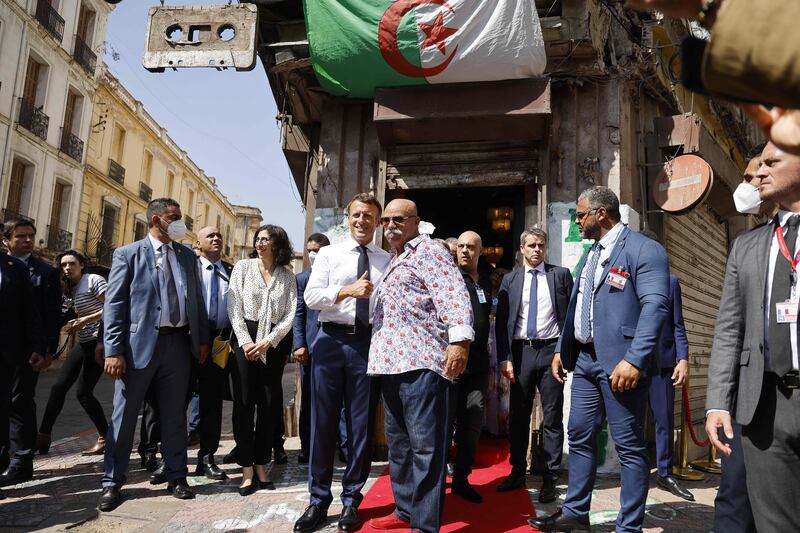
[259,479,276,491]
[167,478,195,500]
[222,447,238,464]
[238,480,258,497]
[539,478,557,503]
[140,453,160,472]
[98,487,122,512]
[187,430,200,447]
[496,472,526,492]
[658,475,695,502]
[452,477,482,503]
[338,506,361,532]
[273,447,288,465]
[298,452,309,464]
[0,465,33,487]
[527,509,590,532]
[196,456,228,480]
[294,504,327,532]
[150,463,167,484]
[0,453,8,474]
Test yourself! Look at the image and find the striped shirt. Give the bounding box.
[73,273,107,343]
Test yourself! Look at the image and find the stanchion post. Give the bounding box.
[672,387,704,481]
[691,442,722,474]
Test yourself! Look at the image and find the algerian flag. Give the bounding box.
[304,0,546,99]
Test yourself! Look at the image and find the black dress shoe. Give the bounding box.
[196,456,228,480]
[150,463,167,484]
[167,478,195,500]
[294,504,327,532]
[496,472,526,492]
[539,478,557,503]
[298,452,309,464]
[98,487,122,512]
[658,475,695,502]
[452,477,482,503]
[258,479,276,490]
[222,447,238,464]
[273,448,288,465]
[238,480,258,497]
[527,509,590,532]
[140,453,160,472]
[0,465,33,487]
[0,453,8,474]
[338,506,361,532]
[187,430,200,447]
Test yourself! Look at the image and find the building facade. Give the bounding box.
[0,0,112,256]
[77,68,241,268]
[232,203,262,261]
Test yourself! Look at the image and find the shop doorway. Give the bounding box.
[386,185,526,270]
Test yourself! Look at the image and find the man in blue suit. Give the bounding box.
[640,230,694,502]
[293,233,330,464]
[530,186,670,533]
[98,198,210,512]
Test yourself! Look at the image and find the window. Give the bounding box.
[142,150,153,184]
[187,189,195,214]
[47,181,72,251]
[204,204,209,226]
[60,88,84,161]
[216,214,221,229]
[4,159,34,220]
[110,123,125,162]
[73,4,97,75]
[133,218,147,241]
[166,170,175,197]
[19,54,50,140]
[97,201,120,266]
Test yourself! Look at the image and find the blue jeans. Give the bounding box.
[382,369,451,533]
[562,350,650,533]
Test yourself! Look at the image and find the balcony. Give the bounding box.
[184,215,194,232]
[46,225,72,252]
[73,34,97,76]
[95,241,115,268]
[35,0,65,43]
[1,208,35,225]
[139,181,152,202]
[59,127,84,162]
[224,244,231,257]
[17,98,49,141]
[108,159,125,185]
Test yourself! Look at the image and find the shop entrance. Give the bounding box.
[385,185,526,270]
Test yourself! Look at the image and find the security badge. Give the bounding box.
[476,287,487,304]
[776,272,799,324]
[605,266,630,290]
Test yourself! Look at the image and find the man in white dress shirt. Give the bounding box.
[294,193,391,533]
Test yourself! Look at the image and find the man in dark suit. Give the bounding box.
[293,233,330,464]
[495,227,573,504]
[641,229,694,501]
[706,141,800,532]
[0,244,46,499]
[98,198,209,512]
[0,220,60,486]
[531,186,670,533]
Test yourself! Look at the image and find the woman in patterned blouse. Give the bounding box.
[227,224,297,496]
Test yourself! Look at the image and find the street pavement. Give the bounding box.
[0,361,721,532]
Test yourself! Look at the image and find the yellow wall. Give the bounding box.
[77,69,240,265]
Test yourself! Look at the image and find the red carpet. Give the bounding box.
[355,437,536,532]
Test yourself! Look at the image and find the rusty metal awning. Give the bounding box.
[373,78,551,145]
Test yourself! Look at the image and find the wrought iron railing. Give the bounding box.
[73,34,96,76]
[184,215,194,232]
[46,225,72,252]
[1,208,35,225]
[17,97,49,141]
[35,0,65,42]
[108,159,125,185]
[59,127,84,162]
[139,181,152,202]
[224,244,231,257]
[96,241,115,267]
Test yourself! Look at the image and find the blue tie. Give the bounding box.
[579,243,603,339]
[526,269,538,339]
[208,263,219,328]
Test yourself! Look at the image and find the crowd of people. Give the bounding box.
[0,144,798,533]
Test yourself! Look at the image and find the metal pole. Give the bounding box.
[672,390,704,481]
[692,442,722,474]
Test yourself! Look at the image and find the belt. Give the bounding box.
[321,322,372,336]
[514,337,558,348]
[577,341,595,354]
[158,325,189,336]
[777,371,800,389]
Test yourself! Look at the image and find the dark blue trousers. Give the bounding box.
[647,367,675,477]
[563,351,650,533]
[714,422,756,533]
[102,332,192,488]
[300,359,348,458]
[382,369,451,533]
[308,328,373,509]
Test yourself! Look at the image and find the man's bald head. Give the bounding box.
[385,199,418,216]
[196,226,223,261]
[383,199,420,251]
[457,231,482,274]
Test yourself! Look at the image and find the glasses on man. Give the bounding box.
[255,236,271,244]
[574,208,599,222]
[380,215,419,226]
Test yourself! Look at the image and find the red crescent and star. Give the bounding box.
[378,0,459,78]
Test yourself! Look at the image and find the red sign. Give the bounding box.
[652,154,713,214]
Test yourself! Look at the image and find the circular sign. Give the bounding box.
[652,154,713,214]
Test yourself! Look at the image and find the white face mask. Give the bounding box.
[308,250,318,266]
[161,217,188,241]
[733,182,762,215]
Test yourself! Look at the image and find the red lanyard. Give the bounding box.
[776,225,800,274]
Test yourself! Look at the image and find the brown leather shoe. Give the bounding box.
[35,433,51,455]
[82,436,106,456]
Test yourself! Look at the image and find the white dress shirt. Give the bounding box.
[513,262,560,340]
[765,210,800,371]
[148,233,188,327]
[305,237,392,325]
[574,222,626,343]
[199,256,230,330]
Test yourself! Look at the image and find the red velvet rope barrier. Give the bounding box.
[682,381,709,447]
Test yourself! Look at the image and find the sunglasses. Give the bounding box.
[380,215,419,226]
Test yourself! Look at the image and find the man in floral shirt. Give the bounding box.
[367,199,474,533]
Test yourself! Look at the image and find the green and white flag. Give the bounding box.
[304,0,546,99]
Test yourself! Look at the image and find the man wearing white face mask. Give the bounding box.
[733,142,776,219]
[98,198,210,512]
